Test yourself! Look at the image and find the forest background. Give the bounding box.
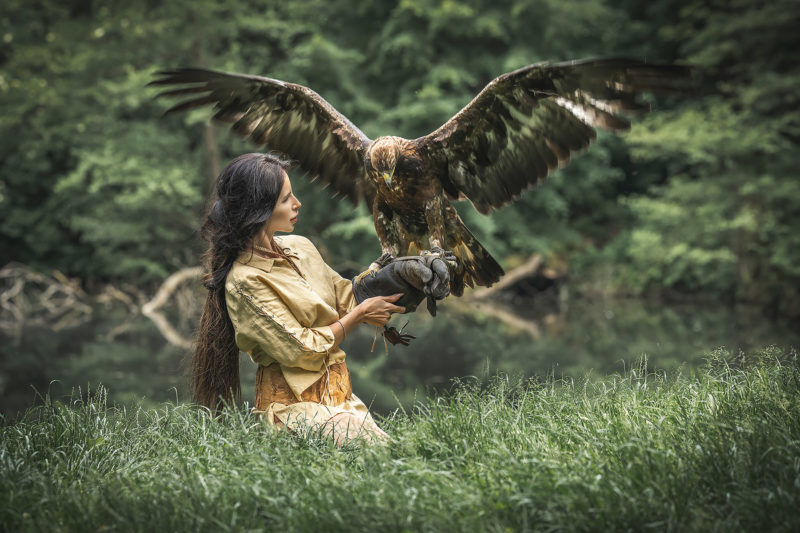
[1,0,798,414]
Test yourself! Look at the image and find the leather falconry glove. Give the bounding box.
[352,252,453,317]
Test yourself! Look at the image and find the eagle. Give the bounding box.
[150,58,689,296]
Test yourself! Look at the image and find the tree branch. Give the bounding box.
[438,253,556,339]
[466,254,543,300]
[141,266,203,350]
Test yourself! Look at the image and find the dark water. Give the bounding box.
[2,295,797,418]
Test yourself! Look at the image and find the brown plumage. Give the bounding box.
[150,58,690,296]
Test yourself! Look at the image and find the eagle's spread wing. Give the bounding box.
[416,58,691,214]
[149,68,374,204]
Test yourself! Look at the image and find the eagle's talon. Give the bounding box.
[420,246,458,270]
[354,268,375,284]
[420,246,443,257]
[374,252,395,268]
[364,253,395,278]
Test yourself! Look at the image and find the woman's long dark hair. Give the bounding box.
[193,152,290,411]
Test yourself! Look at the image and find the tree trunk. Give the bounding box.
[189,10,221,194]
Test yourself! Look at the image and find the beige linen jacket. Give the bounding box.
[224,235,356,400]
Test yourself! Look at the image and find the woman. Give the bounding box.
[192,152,405,445]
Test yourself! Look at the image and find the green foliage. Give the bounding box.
[619,177,738,294]
[1,0,797,315]
[2,351,799,531]
[619,0,800,312]
[0,1,208,280]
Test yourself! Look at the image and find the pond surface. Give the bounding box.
[2,295,797,418]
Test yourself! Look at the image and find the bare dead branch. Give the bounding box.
[0,263,93,339]
[0,263,202,349]
[466,254,543,300]
[443,298,542,339]
[141,266,203,350]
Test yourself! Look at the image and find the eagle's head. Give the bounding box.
[366,136,403,188]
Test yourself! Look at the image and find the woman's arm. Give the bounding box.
[330,293,404,347]
[227,279,342,370]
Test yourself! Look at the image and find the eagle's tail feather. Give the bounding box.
[447,223,504,297]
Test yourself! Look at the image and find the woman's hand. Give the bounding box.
[356,293,405,327]
[331,294,405,348]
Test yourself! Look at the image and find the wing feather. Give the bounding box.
[415,58,691,214]
[150,68,375,205]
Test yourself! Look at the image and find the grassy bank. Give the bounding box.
[2,348,799,532]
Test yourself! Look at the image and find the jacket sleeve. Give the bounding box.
[327,264,357,317]
[226,278,335,371]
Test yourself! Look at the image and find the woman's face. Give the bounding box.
[265,172,301,235]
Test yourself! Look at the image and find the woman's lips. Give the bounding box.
[290,216,298,223]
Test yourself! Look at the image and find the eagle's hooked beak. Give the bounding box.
[381,170,393,188]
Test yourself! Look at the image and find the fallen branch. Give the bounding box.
[466,254,543,300]
[141,266,203,350]
[0,263,93,342]
[97,284,141,315]
[440,253,565,339]
[443,298,542,339]
[1,262,204,349]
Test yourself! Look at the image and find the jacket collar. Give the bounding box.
[235,236,300,274]
[235,251,275,273]
[274,235,300,258]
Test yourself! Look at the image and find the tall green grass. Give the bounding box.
[2,348,798,532]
